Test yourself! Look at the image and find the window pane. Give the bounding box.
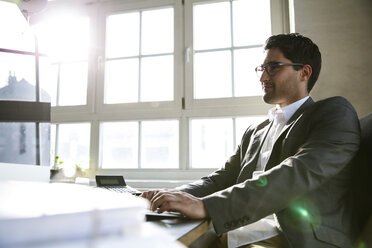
[191,118,233,168]
[51,124,56,167]
[141,55,173,102]
[193,1,231,50]
[0,1,35,52]
[59,62,88,106]
[56,123,90,173]
[34,15,90,107]
[101,122,138,169]
[106,12,140,58]
[234,48,265,97]
[141,120,178,168]
[39,57,56,105]
[0,52,36,101]
[194,51,231,99]
[235,116,266,144]
[233,0,271,47]
[34,16,90,61]
[104,58,139,104]
[39,122,51,166]
[0,122,36,164]
[142,8,174,55]
[0,121,50,166]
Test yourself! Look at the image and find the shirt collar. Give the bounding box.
[268,96,309,122]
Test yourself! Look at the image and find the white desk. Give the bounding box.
[0,180,217,247]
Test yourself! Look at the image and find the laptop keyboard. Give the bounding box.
[102,186,138,195]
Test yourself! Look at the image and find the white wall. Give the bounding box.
[294,0,372,117]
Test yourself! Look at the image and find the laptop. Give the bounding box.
[95,175,186,220]
[95,175,142,196]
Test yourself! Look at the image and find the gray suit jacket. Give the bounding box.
[178,96,360,248]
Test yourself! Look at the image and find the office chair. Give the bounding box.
[352,112,372,248]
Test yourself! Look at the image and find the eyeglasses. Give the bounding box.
[255,62,304,78]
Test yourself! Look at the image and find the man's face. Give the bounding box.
[259,48,304,107]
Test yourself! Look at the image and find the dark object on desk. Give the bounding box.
[95,175,142,195]
[146,210,187,221]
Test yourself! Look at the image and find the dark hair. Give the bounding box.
[264,33,322,92]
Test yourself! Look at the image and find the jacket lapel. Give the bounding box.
[237,120,272,183]
[276,97,315,139]
[265,97,315,170]
[288,97,314,124]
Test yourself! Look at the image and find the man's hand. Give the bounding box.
[140,190,161,202]
[141,190,208,219]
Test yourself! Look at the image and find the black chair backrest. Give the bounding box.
[359,112,372,222]
[352,112,372,246]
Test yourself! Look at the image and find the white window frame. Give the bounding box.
[184,0,290,112]
[32,1,98,115]
[43,0,291,189]
[95,0,183,113]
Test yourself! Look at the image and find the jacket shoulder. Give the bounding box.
[314,96,355,109]
[304,96,358,119]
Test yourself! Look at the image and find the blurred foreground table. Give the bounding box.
[147,218,218,247]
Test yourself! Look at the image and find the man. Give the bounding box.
[141,33,360,248]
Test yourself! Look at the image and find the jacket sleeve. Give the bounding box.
[202,97,361,235]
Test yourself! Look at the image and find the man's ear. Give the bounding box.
[300,64,312,82]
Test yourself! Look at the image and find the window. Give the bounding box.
[35,15,90,106]
[191,0,270,99]
[101,120,179,169]
[0,52,36,100]
[191,118,234,168]
[191,116,266,169]
[104,8,174,103]
[51,123,90,176]
[32,0,289,184]
[0,1,50,167]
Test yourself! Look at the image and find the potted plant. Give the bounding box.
[50,155,64,179]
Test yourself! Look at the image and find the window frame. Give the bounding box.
[31,1,97,115]
[0,46,51,166]
[42,0,291,186]
[95,0,183,113]
[184,0,290,111]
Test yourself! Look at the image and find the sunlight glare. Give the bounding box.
[33,15,89,62]
[0,1,35,51]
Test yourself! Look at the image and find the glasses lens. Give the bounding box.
[266,63,279,75]
[255,66,263,78]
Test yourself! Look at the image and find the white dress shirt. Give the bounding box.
[227,96,309,248]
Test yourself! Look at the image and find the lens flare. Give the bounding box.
[356,241,366,248]
[254,176,268,187]
[282,199,321,232]
[293,205,311,221]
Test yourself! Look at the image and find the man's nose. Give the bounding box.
[260,69,269,82]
